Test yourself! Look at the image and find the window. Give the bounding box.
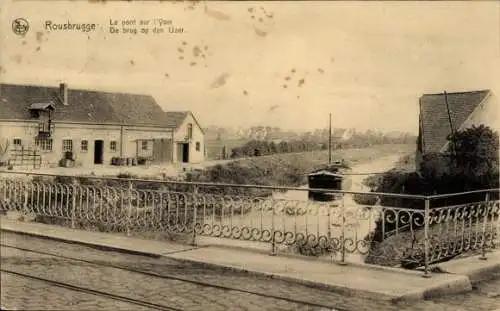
[62,139,73,152]
[141,140,148,151]
[81,140,88,152]
[195,142,200,151]
[187,123,193,139]
[13,138,22,146]
[110,141,117,152]
[35,138,53,151]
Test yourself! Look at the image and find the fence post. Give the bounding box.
[339,193,347,265]
[423,197,431,278]
[71,178,77,229]
[126,180,133,237]
[191,185,198,246]
[480,193,490,260]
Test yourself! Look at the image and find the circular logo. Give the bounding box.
[12,18,29,36]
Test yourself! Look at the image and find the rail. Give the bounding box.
[0,170,498,278]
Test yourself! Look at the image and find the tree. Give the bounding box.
[447,125,499,188]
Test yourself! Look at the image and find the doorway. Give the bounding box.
[94,140,104,164]
[182,143,189,163]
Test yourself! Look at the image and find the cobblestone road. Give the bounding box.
[1,272,157,311]
[1,232,499,311]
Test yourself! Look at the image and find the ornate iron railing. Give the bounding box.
[0,171,498,277]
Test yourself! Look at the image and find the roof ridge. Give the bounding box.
[0,82,153,98]
[166,110,190,113]
[422,89,490,96]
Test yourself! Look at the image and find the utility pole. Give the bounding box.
[328,113,332,164]
[444,91,456,153]
[444,91,455,137]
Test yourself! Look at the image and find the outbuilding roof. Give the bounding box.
[419,90,490,153]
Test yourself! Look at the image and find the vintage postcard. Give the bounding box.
[0,1,499,310]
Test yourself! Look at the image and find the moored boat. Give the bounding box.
[307,160,352,201]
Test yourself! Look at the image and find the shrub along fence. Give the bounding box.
[0,171,498,277]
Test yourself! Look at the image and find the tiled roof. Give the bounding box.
[164,111,205,134]
[164,111,189,128]
[419,90,490,153]
[0,83,169,127]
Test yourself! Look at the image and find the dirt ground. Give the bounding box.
[0,144,414,181]
[0,158,235,180]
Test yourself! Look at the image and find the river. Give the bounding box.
[272,154,403,263]
[201,154,404,263]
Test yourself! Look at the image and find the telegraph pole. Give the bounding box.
[328,113,332,164]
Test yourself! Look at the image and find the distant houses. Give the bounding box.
[416,89,499,172]
[0,83,205,169]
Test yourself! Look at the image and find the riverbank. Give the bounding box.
[186,144,414,188]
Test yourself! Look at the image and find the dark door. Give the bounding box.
[94,140,104,164]
[182,143,189,163]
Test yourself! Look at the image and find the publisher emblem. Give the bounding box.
[12,18,29,36]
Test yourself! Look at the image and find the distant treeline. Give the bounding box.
[229,140,324,158]
[228,134,416,159]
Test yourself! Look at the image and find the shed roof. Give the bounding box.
[419,90,490,153]
[28,102,56,110]
[308,170,345,178]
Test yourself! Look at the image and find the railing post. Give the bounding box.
[191,185,198,246]
[480,193,490,260]
[126,180,133,237]
[71,178,77,229]
[423,197,431,278]
[339,192,347,265]
[23,183,29,219]
[270,201,277,256]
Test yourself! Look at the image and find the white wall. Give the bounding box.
[460,92,500,133]
[0,120,173,168]
[172,113,205,163]
[440,92,499,153]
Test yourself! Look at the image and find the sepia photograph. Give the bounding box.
[0,1,499,310]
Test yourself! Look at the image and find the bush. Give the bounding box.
[364,125,499,266]
[117,172,136,179]
[367,126,499,203]
[230,139,323,159]
[352,193,378,205]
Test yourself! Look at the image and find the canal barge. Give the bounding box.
[307,160,352,201]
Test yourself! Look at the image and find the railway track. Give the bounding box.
[1,269,181,311]
[1,243,347,311]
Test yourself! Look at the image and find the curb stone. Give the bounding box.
[0,228,163,259]
[391,275,473,303]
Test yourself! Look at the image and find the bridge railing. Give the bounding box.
[0,170,498,277]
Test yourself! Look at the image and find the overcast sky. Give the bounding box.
[1,1,499,133]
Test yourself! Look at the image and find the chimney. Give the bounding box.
[59,83,68,106]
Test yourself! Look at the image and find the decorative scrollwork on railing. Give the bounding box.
[426,200,500,264]
[1,176,498,269]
